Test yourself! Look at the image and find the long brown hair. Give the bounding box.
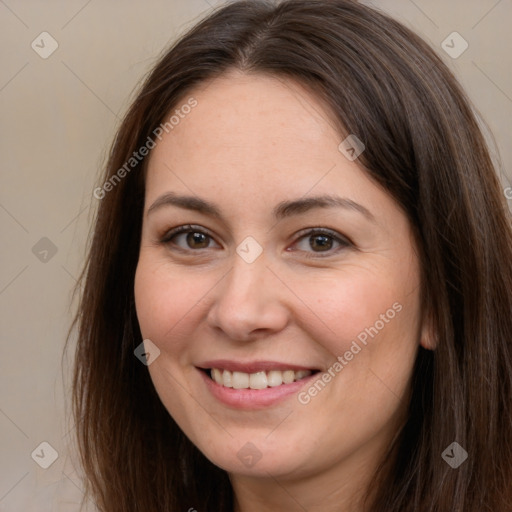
[65,1,512,510]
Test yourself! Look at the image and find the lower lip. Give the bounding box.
[198,368,317,410]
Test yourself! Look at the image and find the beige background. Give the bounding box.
[0,0,511,510]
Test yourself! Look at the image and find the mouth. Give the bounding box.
[201,367,320,389]
[196,360,322,408]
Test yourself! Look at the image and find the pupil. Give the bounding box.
[187,232,208,248]
[311,235,332,251]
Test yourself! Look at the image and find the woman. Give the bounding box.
[67,0,512,510]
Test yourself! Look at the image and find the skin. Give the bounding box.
[134,70,435,511]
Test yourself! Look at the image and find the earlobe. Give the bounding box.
[419,309,438,351]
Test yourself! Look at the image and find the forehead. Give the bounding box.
[141,74,412,246]
[183,70,337,134]
[149,73,341,178]
[143,71,393,224]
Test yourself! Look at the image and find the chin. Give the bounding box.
[195,433,318,478]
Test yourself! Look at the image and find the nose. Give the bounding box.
[206,252,289,342]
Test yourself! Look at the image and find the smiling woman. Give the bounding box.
[67,1,512,511]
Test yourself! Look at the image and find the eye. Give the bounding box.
[159,225,351,257]
[291,228,351,257]
[160,224,220,251]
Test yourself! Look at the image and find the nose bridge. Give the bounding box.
[207,246,288,339]
[223,249,268,301]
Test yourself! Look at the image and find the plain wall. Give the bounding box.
[1,0,511,510]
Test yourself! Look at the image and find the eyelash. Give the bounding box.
[159,224,352,258]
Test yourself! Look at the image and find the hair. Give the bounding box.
[65,0,512,510]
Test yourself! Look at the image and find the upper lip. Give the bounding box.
[197,360,320,373]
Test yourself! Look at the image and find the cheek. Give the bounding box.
[133,257,213,430]
[291,259,421,414]
[292,269,420,438]
[293,267,410,356]
[134,256,212,354]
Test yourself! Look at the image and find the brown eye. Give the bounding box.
[292,228,350,257]
[309,234,334,251]
[161,225,220,251]
[184,231,210,249]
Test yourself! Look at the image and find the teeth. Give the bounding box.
[212,368,222,384]
[222,369,233,388]
[209,368,312,389]
[232,371,249,389]
[282,370,295,384]
[267,370,283,387]
[249,371,267,389]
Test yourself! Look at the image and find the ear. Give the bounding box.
[419,307,438,351]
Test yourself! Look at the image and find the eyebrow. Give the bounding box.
[146,191,376,223]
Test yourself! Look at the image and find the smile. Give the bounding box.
[209,368,314,389]
[197,362,321,409]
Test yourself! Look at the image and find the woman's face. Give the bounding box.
[134,71,430,482]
